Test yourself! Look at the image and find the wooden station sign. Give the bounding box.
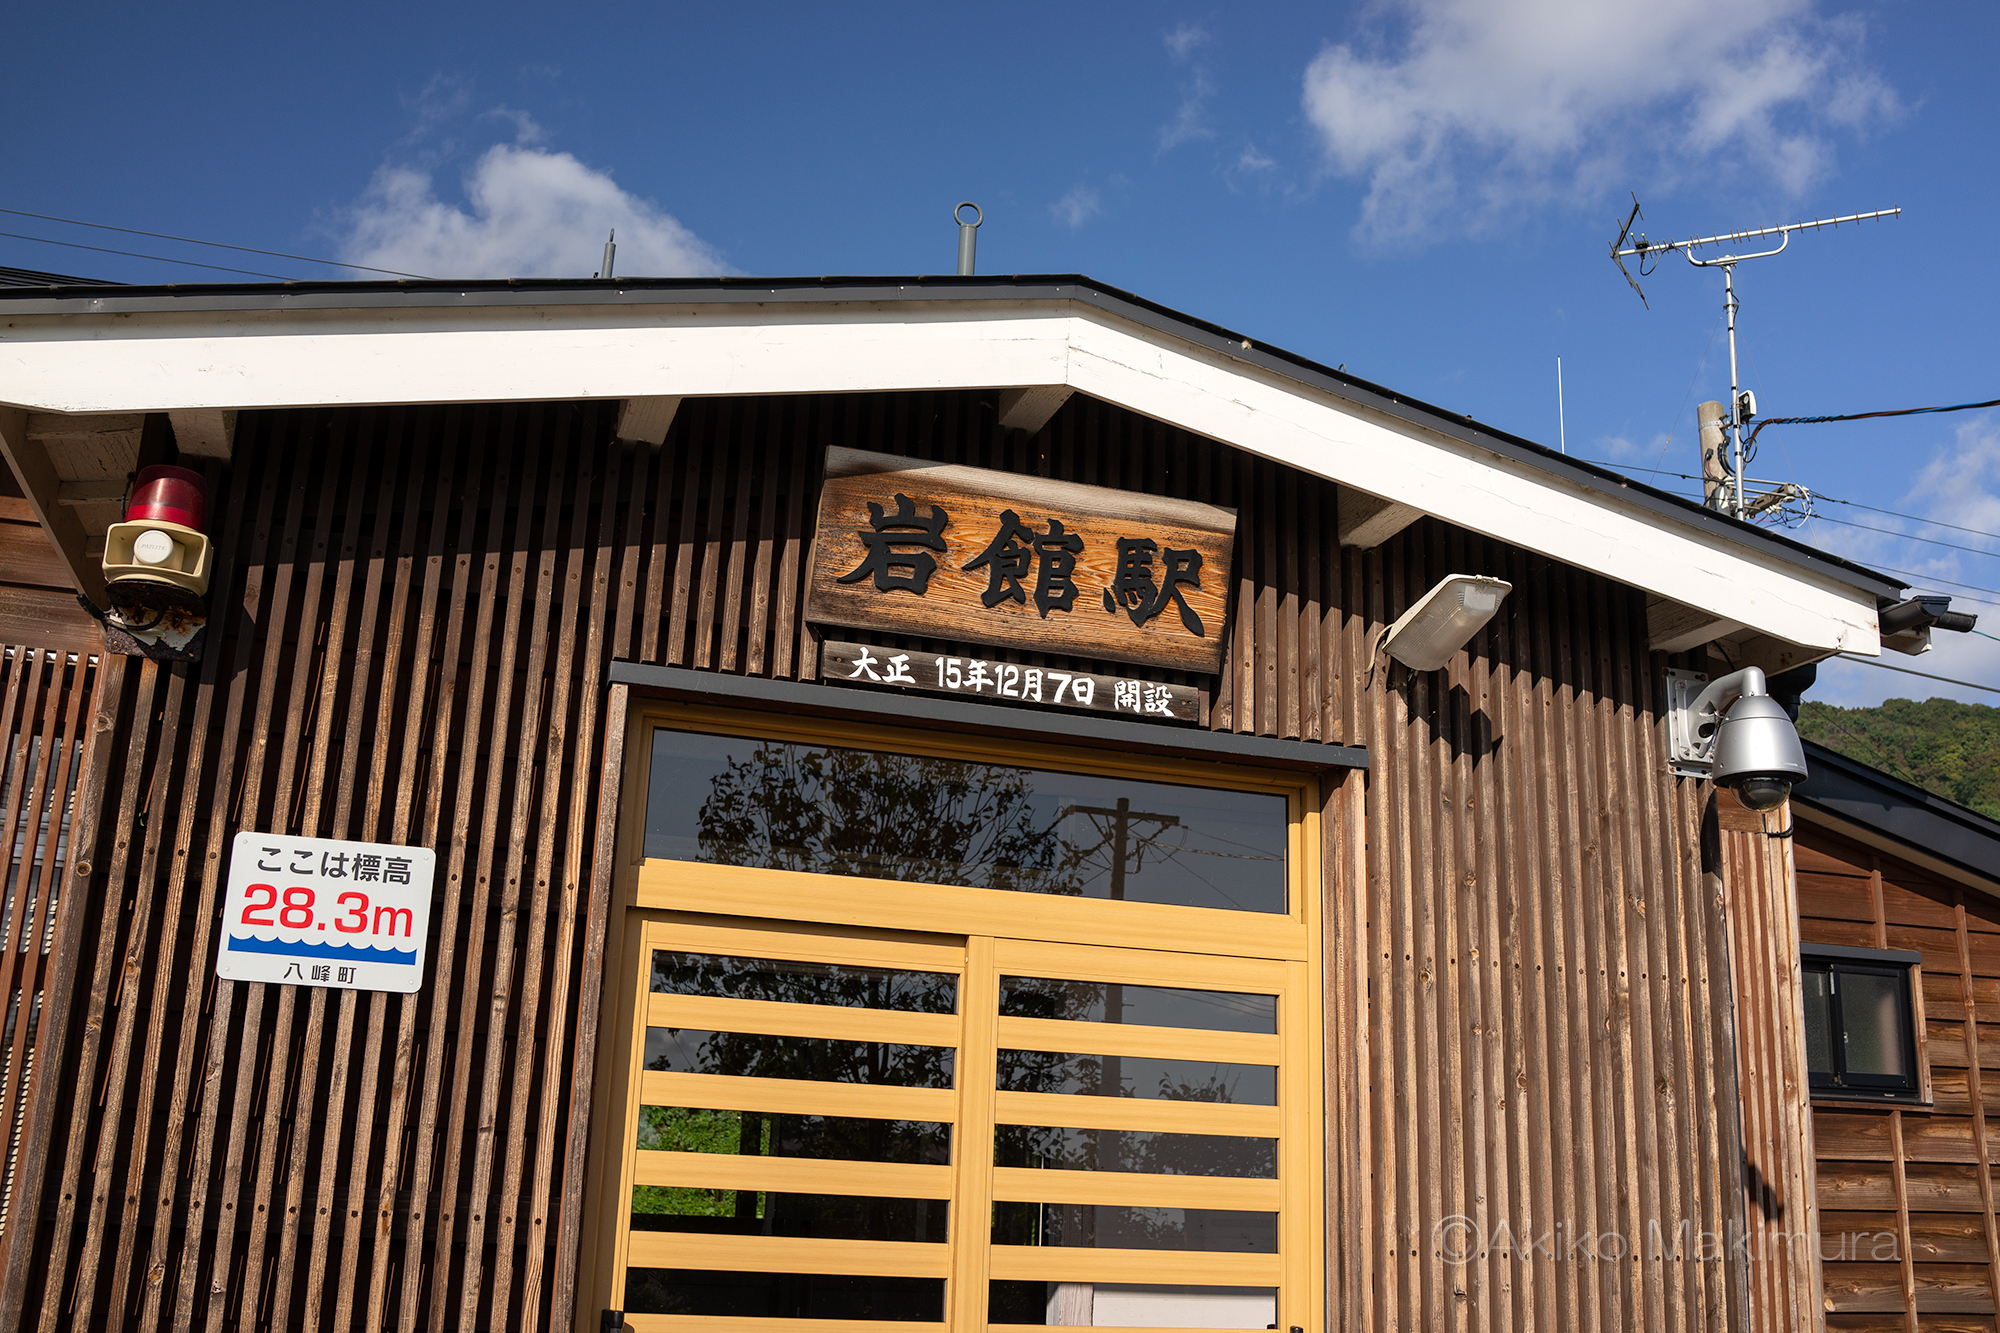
[805,448,1237,674]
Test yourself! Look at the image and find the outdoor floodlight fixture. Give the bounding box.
[1664,666,1809,810]
[1380,575,1513,671]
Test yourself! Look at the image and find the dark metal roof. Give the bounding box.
[0,265,113,287]
[0,272,1905,600]
[1795,739,2000,887]
[609,661,1369,772]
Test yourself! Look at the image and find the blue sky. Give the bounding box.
[6,1,1997,708]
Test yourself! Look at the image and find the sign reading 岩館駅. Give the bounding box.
[805,448,1237,674]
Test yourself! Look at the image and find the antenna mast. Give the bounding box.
[1609,201,1900,520]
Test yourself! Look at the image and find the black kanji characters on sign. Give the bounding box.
[1102,538,1205,636]
[964,510,1083,617]
[964,509,1036,607]
[843,490,1209,636]
[1031,520,1083,618]
[837,493,952,595]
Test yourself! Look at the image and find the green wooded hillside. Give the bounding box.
[1797,696,2000,821]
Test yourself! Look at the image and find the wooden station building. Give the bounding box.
[0,273,1963,1332]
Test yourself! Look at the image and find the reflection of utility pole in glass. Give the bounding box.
[1061,798,1180,1127]
[1609,198,1900,520]
[1055,795,1180,1321]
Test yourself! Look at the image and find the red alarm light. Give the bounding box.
[126,465,207,531]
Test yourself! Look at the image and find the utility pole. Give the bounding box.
[1610,202,1898,519]
[1062,798,1179,1116]
[1698,399,1730,510]
[1066,796,1179,907]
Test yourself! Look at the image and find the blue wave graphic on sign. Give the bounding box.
[226,935,417,965]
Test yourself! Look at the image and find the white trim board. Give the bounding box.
[0,297,1880,654]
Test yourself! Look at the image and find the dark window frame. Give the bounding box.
[1801,944,1924,1103]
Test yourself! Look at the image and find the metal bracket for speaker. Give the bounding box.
[1664,667,1714,777]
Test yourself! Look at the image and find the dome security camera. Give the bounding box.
[1664,666,1808,808]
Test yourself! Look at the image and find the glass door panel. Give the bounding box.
[982,940,1306,1331]
[621,918,965,1329]
[613,917,1314,1330]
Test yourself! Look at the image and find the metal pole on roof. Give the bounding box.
[1609,202,1899,521]
[600,230,616,281]
[955,203,981,276]
[1557,355,1566,454]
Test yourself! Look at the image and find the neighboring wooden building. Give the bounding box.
[0,275,1929,1332]
[1791,741,2000,1330]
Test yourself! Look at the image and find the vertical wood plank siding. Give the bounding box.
[0,648,102,1268]
[1719,791,1824,1333]
[2,389,1793,1331]
[1801,822,2000,1331]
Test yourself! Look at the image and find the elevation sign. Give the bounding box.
[216,831,435,993]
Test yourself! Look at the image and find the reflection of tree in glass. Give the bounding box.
[653,950,957,1014]
[633,1105,950,1239]
[994,1051,1256,1103]
[634,1107,770,1218]
[638,1105,950,1169]
[696,743,1083,892]
[993,1124,1275,1179]
[647,1027,955,1091]
[996,976,1100,1025]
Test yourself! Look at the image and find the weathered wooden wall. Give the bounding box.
[1,406,639,1331]
[1801,821,2000,1330]
[1720,789,1825,1333]
[0,480,103,659]
[1324,520,1767,1333]
[0,388,1794,1332]
[0,646,106,1268]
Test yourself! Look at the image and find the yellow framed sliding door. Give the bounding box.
[584,705,1323,1333]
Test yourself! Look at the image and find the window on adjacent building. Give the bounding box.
[1801,945,1923,1100]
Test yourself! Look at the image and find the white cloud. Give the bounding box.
[1809,415,2000,707]
[1816,631,2000,710]
[1165,22,1210,61]
[1903,417,2000,542]
[1236,144,1276,173]
[1160,68,1218,153]
[1595,432,1667,464]
[1301,0,1901,244]
[336,139,730,279]
[1050,184,1104,230]
[1158,23,1217,153]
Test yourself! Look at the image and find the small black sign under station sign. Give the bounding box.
[819,640,1202,723]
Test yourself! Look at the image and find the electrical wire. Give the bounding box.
[1746,396,2000,448]
[1819,496,2000,542]
[1569,457,2000,607]
[1575,458,2000,559]
[1810,513,2000,559]
[1858,564,2000,603]
[1580,459,2000,547]
[1837,655,2000,696]
[0,230,292,280]
[0,205,431,279]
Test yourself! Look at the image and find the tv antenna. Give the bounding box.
[1609,197,1900,520]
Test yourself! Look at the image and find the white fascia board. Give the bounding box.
[0,301,1074,411]
[1060,312,1880,655]
[0,297,1877,653]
